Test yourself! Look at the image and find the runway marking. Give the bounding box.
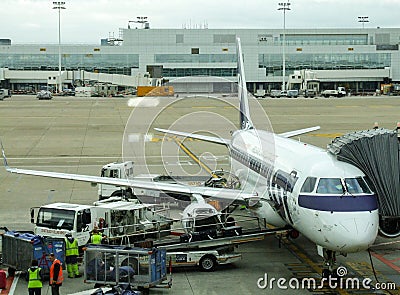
[191,106,216,109]
[371,251,400,273]
[368,105,395,109]
[335,106,360,108]
[173,138,215,176]
[308,133,344,138]
[281,238,399,294]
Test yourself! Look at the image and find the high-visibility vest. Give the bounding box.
[65,238,79,256]
[28,267,42,289]
[91,233,102,244]
[50,259,64,285]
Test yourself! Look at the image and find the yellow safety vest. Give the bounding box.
[65,238,79,256]
[28,267,42,289]
[91,233,102,244]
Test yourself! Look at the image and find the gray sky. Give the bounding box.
[3,0,400,44]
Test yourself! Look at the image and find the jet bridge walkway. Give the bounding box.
[327,128,400,237]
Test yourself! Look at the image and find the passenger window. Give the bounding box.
[300,177,317,193]
[316,178,344,194]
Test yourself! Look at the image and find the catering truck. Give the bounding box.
[30,200,173,247]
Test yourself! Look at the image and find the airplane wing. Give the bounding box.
[154,128,230,145]
[279,126,320,138]
[1,144,256,205]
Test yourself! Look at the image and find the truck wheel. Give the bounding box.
[199,255,216,272]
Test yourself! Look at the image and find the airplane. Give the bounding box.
[1,38,379,278]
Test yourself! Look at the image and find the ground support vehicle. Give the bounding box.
[36,90,52,100]
[303,89,317,98]
[83,245,171,291]
[31,201,173,248]
[98,161,135,200]
[321,87,346,98]
[0,89,11,100]
[164,245,241,272]
[287,89,299,98]
[269,89,281,98]
[253,89,266,98]
[1,230,65,278]
[151,226,290,272]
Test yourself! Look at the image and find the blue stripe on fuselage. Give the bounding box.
[298,194,378,212]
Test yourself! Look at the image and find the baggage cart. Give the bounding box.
[1,231,65,277]
[84,245,171,290]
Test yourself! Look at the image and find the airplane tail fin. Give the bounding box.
[236,37,253,130]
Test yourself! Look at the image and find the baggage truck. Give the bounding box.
[30,201,173,248]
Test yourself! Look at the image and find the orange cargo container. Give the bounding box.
[137,86,174,97]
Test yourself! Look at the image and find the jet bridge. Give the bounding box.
[327,128,400,238]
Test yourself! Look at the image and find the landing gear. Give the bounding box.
[321,249,338,278]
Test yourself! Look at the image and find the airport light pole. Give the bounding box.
[53,1,66,93]
[278,1,291,91]
[358,16,369,29]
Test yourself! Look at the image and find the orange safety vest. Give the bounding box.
[50,259,64,285]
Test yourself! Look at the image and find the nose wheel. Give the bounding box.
[322,249,338,278]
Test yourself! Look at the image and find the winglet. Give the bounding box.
[1,140,10,170]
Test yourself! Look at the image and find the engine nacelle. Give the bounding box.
[378,216,400,238]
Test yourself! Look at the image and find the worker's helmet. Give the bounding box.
[65,233,72,238]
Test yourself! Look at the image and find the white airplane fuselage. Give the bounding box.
[229,129,379,253]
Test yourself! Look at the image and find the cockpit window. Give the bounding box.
[344,177,371,194]
[316,178,344,194]
[300,177,317,193]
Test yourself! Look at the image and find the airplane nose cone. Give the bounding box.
[338,216,378,252]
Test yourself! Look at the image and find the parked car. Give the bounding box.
[37,90,52,100]
[269,89,281,98]
[61,89,75,96]
[287,89,299,98]
[280,90,288,97]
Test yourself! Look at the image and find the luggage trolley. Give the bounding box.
[1,231,65,278]
[84,244,171,292]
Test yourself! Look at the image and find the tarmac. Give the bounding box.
[0,94,399,295]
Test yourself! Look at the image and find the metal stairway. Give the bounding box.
[327,128,400,238]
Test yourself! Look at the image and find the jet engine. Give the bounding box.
[379,216,400,238]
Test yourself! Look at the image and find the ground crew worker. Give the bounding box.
[64,233,81,278]
[90,227,106,244]
[27,259,43,295]
[49,253,63,295]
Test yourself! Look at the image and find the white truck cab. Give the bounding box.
[98,161,134,200]
[32,203,93,247]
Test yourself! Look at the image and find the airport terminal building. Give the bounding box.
[0,27,399,94]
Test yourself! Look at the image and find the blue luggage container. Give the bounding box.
[1,231,65,277]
